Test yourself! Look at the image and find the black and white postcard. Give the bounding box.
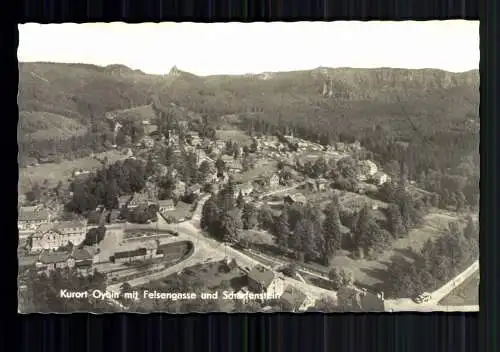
[18,21,479,313]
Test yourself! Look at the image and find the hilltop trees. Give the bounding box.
[328,268,355,290]
[384,217,479,299]
[215,157,226,176]
[236,191,245,209]
[258,204,275,231]
[241,202,258,230]
[352,205,391,258]
[386,203,405,238]
[66,158,146,214]
[200,197,219,232]
[83,225,106,246]
[217,209,242,243]
[463,216,478,240]
[321,200,343,263]
[274,208,291,253]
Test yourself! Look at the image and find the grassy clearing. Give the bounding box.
[239,209,460,294]
[19,149,124,194]
[336,191,389,211]
[162,201,194,221]
[330,211,460,291]
[216,129,253,144]
[438,271,479,306]
[233,159,279,184]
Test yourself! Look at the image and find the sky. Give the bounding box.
[18,21,479,76]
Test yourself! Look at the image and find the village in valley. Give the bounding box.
[18,92,479,313]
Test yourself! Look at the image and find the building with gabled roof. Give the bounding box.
[118,195,132,209]
[30,220,88,253]
[35,246,95,276]
[18,207,51,231]
[279,285,316,312]
[283,193,307,205]
[128,192,155,209]
[246,265,285,298]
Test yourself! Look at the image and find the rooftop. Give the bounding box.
[247,265,275,289]
[18,208,50,222]
[53,220,87,230]
[280,285,308,311]
[130,192,152,205]
[284,193,307,204]
[38,251,71,264]
[71,247,93,261]
[113,247,147,259]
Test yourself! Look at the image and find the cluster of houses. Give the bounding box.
[18,205,52,232]
[18,206,89,252]
[29,220,89,253]
[357,160,390,186]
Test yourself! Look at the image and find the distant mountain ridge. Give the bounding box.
[18,61,479,145]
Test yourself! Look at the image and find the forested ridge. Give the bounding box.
[19,62,478,177]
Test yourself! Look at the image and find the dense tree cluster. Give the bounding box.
[82,225,107,246]
[385,216,478,298]
[19,129,113,167]
[377,182,426,238]
[328,267,355,290]
[65,158,146,214]
[19,115,146,167]
[201,181,430,265]
[120,204,158,224]
[18,269,112,313]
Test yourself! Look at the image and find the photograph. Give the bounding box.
[17,21,479,313]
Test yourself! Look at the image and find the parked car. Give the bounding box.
[165,229,179,236]
[413,292,432,304]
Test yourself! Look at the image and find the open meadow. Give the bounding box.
[19,149,124,194]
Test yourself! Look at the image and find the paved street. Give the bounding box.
[384,260,479,312]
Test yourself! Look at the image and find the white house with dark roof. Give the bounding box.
[279,285,316,312]
[246,265,285,299]
[357,160,378,181]
[370,172,391,186]
[256,173,280,188]
[118,195,132,209]
[283,193,307,205]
